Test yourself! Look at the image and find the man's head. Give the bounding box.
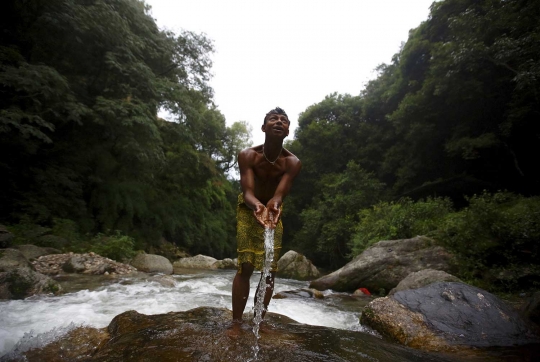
[263,107,289,125]
[262,107,290,138]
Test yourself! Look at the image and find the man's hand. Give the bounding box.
[266,199,282,229]
[253,204,270,228]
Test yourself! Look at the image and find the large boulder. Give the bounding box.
[212,258,237,270]
[173,254,218,271]
[277,250,321,281]
[309,236,453,293]
[0,248,33,272]
[388,269,461,295]
[130,254,173,275]
[0,267,62,300]
[361,282,539,351]
[0,224,14,248]
[12,244,61,261]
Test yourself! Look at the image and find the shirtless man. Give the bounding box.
[230,107,301,332]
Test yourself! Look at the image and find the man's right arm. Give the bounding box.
[238,149,267,227]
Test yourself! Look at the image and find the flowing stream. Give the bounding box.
[249,227,275,361]
[0,267,364,358]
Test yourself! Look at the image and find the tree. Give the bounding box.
[0,0,247,257]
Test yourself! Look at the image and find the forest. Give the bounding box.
[1,0,539,292]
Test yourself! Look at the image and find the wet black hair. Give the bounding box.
[263,107,289,125]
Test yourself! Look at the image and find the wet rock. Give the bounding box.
[13,244,60,261]
[2,326,109,362]
[33,253,136,276]
[130,253,173,274]
[310,236,453,293]
[273,288,325,299]
[173,254,217,271]
[0,267,62,300]
[0,249,33,272]
[389,269,461,295]
[63,255,94,273]
[277,250,321,281]
[0,225,14,248]
[3,307,476,362]
[150,275,177,288]
[361,282,540,351]
[212,257,237,269]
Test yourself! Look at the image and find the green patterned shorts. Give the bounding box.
[236,194,283,273]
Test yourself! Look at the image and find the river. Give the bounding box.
[0,269,365,357]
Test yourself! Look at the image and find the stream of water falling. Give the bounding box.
[249,227,275,361]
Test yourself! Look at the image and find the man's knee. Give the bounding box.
[239,262,255,277]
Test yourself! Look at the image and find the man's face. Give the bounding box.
[262,113,290,138]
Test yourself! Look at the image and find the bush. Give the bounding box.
[436,191,540,287]
[90,231,137,262]
[349,197,453,256]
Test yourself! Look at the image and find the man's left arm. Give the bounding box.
[266,157,302,228]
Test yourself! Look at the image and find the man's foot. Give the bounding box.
[226,320,244,338]
[258,321,277,334]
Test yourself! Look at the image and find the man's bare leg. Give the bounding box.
[230,262,255,334]
[254,271,276,327]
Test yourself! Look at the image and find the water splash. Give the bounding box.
[249,226,275,361]
[2,323,78,360]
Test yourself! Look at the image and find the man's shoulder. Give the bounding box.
[283,148,301,170]
[239,145,259,154]
[238,145,262,166]
[283,148,300,162]
[239,145,261,158]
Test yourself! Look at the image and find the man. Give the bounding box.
[230,107,301,333]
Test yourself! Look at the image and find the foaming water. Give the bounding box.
[0,269,361,357]
[250,227,275,360]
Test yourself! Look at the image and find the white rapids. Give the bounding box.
[0,269,363,357]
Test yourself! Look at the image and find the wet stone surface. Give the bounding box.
[3,307,539,362]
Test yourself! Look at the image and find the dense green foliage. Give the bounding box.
[0,0,250,258]
[347,192,540,290]
[284,0,540,276]
[436,192,540,289]
[350,197,453,255]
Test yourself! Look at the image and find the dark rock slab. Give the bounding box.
[310,236,454,293]
[389,269,461,295]
[362,282,540,351]
[0,307,484,362]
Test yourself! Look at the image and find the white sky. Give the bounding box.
[146,0,435,146]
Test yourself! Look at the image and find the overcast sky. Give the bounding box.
[146,0,436,146]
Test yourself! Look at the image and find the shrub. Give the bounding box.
[436,191,540,287]
[350,197,453,256]
[90,231,137,262]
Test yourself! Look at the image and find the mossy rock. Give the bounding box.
[0,267,62,300]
